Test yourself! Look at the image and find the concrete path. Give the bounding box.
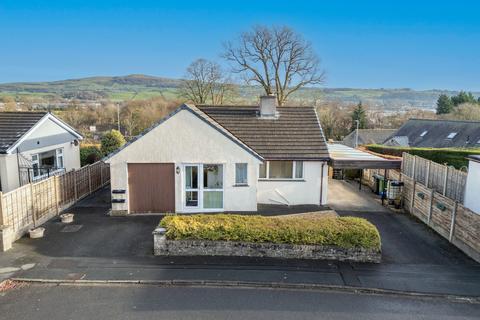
[1,186,479,297]
[328,179,388,212]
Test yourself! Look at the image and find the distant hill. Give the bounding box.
[1,74,477,112]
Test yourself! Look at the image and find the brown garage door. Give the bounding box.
[128,163,175,213]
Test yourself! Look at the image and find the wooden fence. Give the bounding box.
[402,174,480,263]
[402,153,467,203]
[0,161,110,241]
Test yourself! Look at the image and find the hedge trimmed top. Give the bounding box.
[366,144,480,169]
[159,214,381,250]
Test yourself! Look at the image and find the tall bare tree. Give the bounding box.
[179,59,234,105]
[223,25,325,106]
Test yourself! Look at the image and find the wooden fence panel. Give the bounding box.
[0,161,110,241]
[453,206,480,258]
[411,182,431,224]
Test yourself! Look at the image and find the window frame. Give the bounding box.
[235,163,248,186]
[446,132,457,139]
[182,163,224,212]
[56,148,64,169]
[258,161,304,181]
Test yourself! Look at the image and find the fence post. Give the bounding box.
[443,166,449,196]
[88,165,92,194]
[427,189,434,224]
[54,176,60,215]
[449,201,458,242]
[410,180,416,212]
[412,155,416,180]
[425,161,431,188]
[73,169,78,201]
[30,184,37,228]
[0,192,3,226]
[100,163,104,186]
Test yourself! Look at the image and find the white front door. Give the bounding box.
[183,164,224,212]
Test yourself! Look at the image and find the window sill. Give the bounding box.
[233,184,249,187]
[258,179,306,182]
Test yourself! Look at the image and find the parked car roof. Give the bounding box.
[197,105,329,160]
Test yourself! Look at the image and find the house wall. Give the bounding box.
[464,159,480,214]
[107,109,262,214]
[257,161,328,206]
[0,140,80,193]
[17,118,79,153]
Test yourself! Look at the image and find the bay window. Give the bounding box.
[258,161,304,180]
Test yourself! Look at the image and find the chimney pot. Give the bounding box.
[259,95,277,118]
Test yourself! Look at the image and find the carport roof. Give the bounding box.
[328,143,402,169]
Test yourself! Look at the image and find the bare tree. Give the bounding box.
[223,25,325,106]
[179,59,234,105]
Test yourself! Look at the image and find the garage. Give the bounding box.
[128,163,175,213]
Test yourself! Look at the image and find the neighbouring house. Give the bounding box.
[105,95,330,214]
[464,155,480,214]
[0,112,83,192]
[383,119,480,148]
[342,129,397,148]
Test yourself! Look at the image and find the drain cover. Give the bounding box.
[60,225,83,233]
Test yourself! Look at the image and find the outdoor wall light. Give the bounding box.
[176,166,180,174]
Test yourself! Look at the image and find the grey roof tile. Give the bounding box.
[0,112,47,153]
[197,105,329,160]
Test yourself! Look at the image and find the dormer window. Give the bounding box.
[446,132,457,139]
[420,130,428,137]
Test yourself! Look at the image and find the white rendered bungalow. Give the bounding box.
[105,95,330,214]
[0,112,83,192]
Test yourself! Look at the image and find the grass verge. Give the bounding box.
[159,214,381,250]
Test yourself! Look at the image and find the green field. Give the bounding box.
[1,74,477,110]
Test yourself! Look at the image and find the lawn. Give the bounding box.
[159,214,381,250]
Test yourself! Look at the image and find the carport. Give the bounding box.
[327,143,402,190]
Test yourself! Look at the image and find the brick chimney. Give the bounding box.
[259,94,277,118]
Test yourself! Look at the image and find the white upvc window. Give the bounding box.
[31,154,40,177]
[235,163,248,185]
[56,148,64,168]
[183,164,224,211]
[258,161,304,180]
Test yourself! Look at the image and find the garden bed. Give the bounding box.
[154,214,381,263]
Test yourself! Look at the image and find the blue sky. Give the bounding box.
[1,1,479,90]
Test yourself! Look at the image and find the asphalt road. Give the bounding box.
[0,284,479,320]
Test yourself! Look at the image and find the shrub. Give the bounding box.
[80,145,103,166]
[101,129,126,156]
[159,214,381,250]
[365,144,480,169]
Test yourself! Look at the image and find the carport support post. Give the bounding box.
[359,169,363,190]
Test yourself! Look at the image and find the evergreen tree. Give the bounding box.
[101,129,126,156]
[436,94,454,114]
[350,102,367,131]
[451,91,476,106]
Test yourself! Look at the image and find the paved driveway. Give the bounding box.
[1,184,479,296]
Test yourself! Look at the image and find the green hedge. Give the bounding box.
[80,145,103,166]
[365,144,480,169]
[159,214,381,250]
